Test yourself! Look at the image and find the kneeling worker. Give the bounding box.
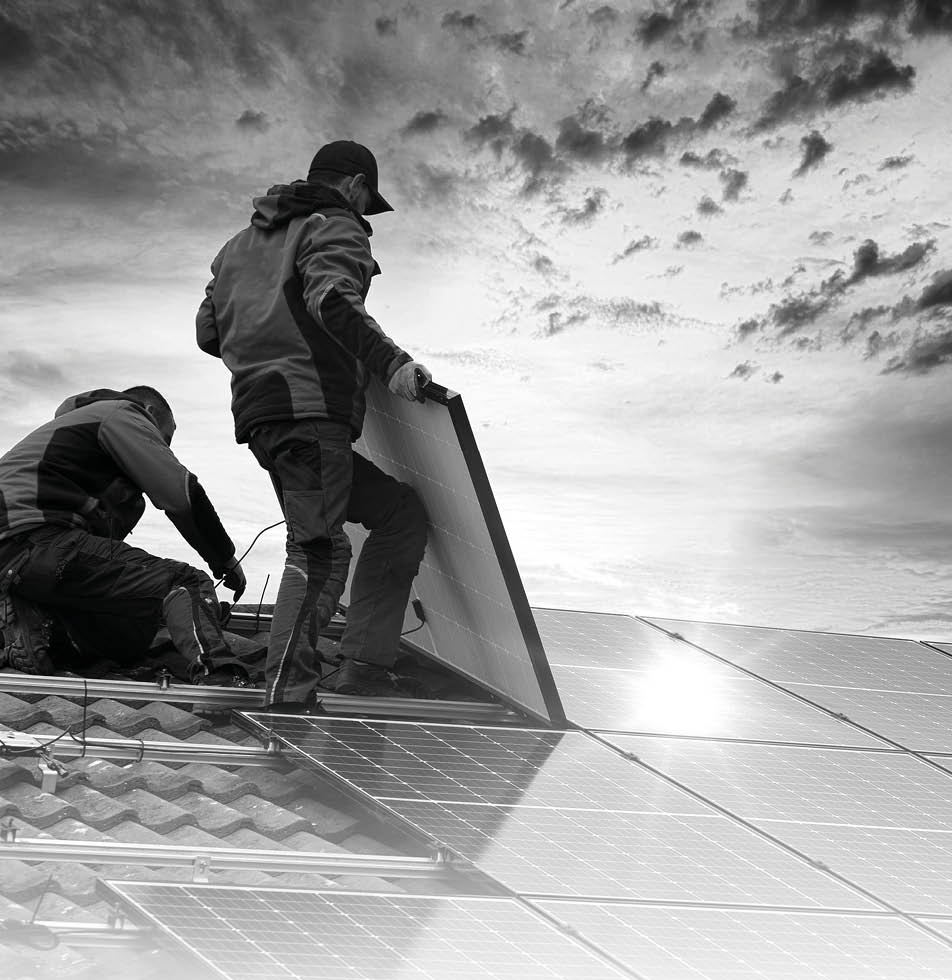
[0,386,246,677]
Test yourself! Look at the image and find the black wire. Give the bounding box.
[214,520,286,589]
[400,623,425,637]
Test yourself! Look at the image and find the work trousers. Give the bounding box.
[0,526,229,668]
[248,418,428,706]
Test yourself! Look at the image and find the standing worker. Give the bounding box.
[0,386,246,678]
[197,140,431,710]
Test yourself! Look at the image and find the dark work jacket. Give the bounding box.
[0,390,235,577]
[196,182,411,443]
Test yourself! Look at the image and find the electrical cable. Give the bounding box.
[214,520,285,589]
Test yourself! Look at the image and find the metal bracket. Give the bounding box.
[192,854,210,883]
[0,817,17,843]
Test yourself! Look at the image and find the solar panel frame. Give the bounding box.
[532,900,952,980]
[343,378,564,725]
[99,881,632,980]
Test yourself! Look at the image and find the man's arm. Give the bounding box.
[98,404,236,577]
[297,213,412,383]
[196,248,224,358]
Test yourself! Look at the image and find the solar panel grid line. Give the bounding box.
[100,882,635,980]
[531,899,952,980]
[594,730,901,750]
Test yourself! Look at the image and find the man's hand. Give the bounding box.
[389,361,432,402]
[222,557,247,602]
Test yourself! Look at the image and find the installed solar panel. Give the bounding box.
[534,608,880,744]
[101,882,629,980]
[781,685,952,752]
[533,901,952,980]
[608,737,952,829]
[644,618,952,693]
[742,822,952,914]
[239,714,876,908]
[342,379,563,724]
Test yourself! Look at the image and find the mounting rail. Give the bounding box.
[0,674,521,723]
[0,836,458,881]
[0,729,287,768]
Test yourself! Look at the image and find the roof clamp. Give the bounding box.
[0,818,17,843]
[107,904,126,929]
[192,854,211,883]
[266,730,281,755]
[432,846,453,866]
[156,669,172,691]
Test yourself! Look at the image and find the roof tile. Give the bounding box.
[2,782,79,828]
[174,762,259,802]
[110,789,196,835]
[0,691,50,728]
[32,696,105,731]
[170,791,253,837]
[57,785,138,831]
[285,795,363,842]
[0,756,35,789]
[84,700,167,737]
[228,793,312,839]
[230,764,312,805]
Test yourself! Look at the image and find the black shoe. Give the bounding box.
[335,659,429,698]
[0,596,54,674]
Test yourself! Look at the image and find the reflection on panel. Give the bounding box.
[102,882,628,980]
[532,607,665,669]
[391,800,877,907]
[644,618,952,693]
[239,714,707,813]
[554,664,881,745]
[345,378,562,723]
[535,901,952,980]
[608,736,952,828]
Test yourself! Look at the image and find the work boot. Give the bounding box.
[0,596,55,675]
[334,658,429,698]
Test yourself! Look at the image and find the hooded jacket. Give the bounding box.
[195,182,411,443]
[0,390,235,577]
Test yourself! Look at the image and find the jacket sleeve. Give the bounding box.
[196,247,224,358]
[296,214,412,383]
[98,405,236,577]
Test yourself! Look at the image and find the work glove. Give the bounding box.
[388,361,431,402]
[222,556,247,602]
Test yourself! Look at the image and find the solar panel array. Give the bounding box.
[105,602,952,978]
[342,378,563,724]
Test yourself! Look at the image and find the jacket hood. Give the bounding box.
[54,389,144,419]
[250,181,373,236]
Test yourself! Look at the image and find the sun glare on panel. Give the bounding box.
[635,654,729,735]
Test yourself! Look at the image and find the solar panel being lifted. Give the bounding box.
[100,882,631,980]
[238,713,877,909]
[533,607,882,745]
[342,378,563,724]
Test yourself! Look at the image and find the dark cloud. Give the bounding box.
[917,269,952,310]
[794,130,832,175]
[532,255,556,275]
[441,11,483,30]
[589,5,620,24]
[492,30,529,54]
[621,116,679,161]
[697,195,723,216]
[374,16,397,35]
[680,148,731,169]
[641,60,666,91]
[0,13,36,70]
[636,0,708,44]
[512,130,562,192]
[809,230,834,244]
[883,329,952,375]
[848,238,935,283]
[826,51,915,105]
[879,154,914,170]
[465,110,517,155]
[910,0,952,33]
[401,109,448,136]
[555,115,609,162]
[562,188,607,224]
[729,361,757,380]
[236,109,268,131]
[612,235,658,263]
[697,92,737,130]
[767,371,784,383]
[676,229,704,247]
[755,49,915,129]
[719,168,748,201]
[735,317,763,339]
[751,0,907,34]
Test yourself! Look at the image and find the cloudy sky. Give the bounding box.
[2,0,952,639]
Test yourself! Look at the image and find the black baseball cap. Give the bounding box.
[306,140,394,214]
